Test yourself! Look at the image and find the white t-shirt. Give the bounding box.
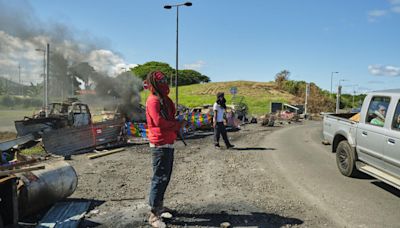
[213,102,225,122]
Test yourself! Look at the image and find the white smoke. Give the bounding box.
[87,50,137,76]
[0,0,136,85]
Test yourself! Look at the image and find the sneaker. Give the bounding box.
[149,212,166,228]
[215,144,221,148]
[226,144,235,149]
[158,206,175,219]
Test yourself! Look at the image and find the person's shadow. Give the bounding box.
[169,211,303,227]
[231,147,276,151]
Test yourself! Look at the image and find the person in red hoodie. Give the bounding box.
[145,71,186,227]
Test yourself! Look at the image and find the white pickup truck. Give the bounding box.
[323,89,400,189]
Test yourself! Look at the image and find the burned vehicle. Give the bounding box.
[14,98,91,137]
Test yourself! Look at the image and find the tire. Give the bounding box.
[336,140,359,177]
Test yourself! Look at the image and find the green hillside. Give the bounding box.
[141,81,300,115]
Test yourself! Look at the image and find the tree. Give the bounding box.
[275,70,290,89]
[0,79,5,95]
[132,61,210,86]
[179,69,210,85]
[26,82,43,97]
[132,61,175,82]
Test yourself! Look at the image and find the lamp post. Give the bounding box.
[164,1,192,109]
[35,48,46,108]
[18,64,21,96]
[336,79,347,114]
[341,84,359,109]
[36,43,50,117]
[330,71,339,98]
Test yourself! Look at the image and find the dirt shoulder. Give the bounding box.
[68,122,333,227]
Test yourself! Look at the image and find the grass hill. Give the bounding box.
[141,81,302,115]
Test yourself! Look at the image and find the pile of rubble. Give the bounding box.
[0,100,251,226]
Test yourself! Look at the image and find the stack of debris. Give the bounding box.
[261,114,275,127]
[0,154,79,227]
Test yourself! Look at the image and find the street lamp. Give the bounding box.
[18,64,21,96]
[330,71,339,98]
[164,1,192,109]
[340,83,359,108]
[339,79,347,87]
[35,48,46,109]
[336,79,347,114]
[36,44,50,117]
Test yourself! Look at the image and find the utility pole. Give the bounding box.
[305,83,309,118]
[330,72,339,99]
[71,75,74,96]
[36,48,47,108]
[45,43,50,117]
[18,64,21,96]
[336,85,342,114]
[5,72,8,95]
[164,2,192,109]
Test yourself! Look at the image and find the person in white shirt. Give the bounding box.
[213,92,234,149]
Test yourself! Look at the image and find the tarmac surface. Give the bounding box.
[63,120,399,227]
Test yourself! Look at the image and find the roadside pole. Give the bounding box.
[336,85,342,114]
[45,43,50,117]
[304,83,309,119]
[230,86,237,105]
[18,64,21,96]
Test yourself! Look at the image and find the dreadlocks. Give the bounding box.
[146,71,171,120]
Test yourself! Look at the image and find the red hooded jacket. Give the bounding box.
[146,94,181,146]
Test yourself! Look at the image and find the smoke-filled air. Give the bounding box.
[0,0,141,118]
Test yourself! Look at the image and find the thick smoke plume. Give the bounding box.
[69,63,145,122]
[0,0,143,119]
[0,0,135,82]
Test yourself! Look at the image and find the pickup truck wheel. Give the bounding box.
[336,140,359,177]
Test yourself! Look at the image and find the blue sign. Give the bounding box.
[230,87,237,95]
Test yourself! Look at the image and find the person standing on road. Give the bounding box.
[213,92,234,149]
[145,71,186,228]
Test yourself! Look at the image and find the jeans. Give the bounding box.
[214,122,230,146]
[149,147,174,209]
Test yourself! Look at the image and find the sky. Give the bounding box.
[0,0,399,94]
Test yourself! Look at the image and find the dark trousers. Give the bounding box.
[149,147,174,209]
[214,122,230,146]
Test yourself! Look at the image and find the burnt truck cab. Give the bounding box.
[15,98,92,137]
[49,101,91,127]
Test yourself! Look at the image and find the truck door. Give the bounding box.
[383,99,400,178]
[356,96,391,169]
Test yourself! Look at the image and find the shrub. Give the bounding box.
[1,95,15,107]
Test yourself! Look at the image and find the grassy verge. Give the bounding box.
[141,81,294,116]
[0,110,36,133]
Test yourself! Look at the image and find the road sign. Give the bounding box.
[230,86,237,95]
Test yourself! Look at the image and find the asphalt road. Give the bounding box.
[263,121,400,228]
